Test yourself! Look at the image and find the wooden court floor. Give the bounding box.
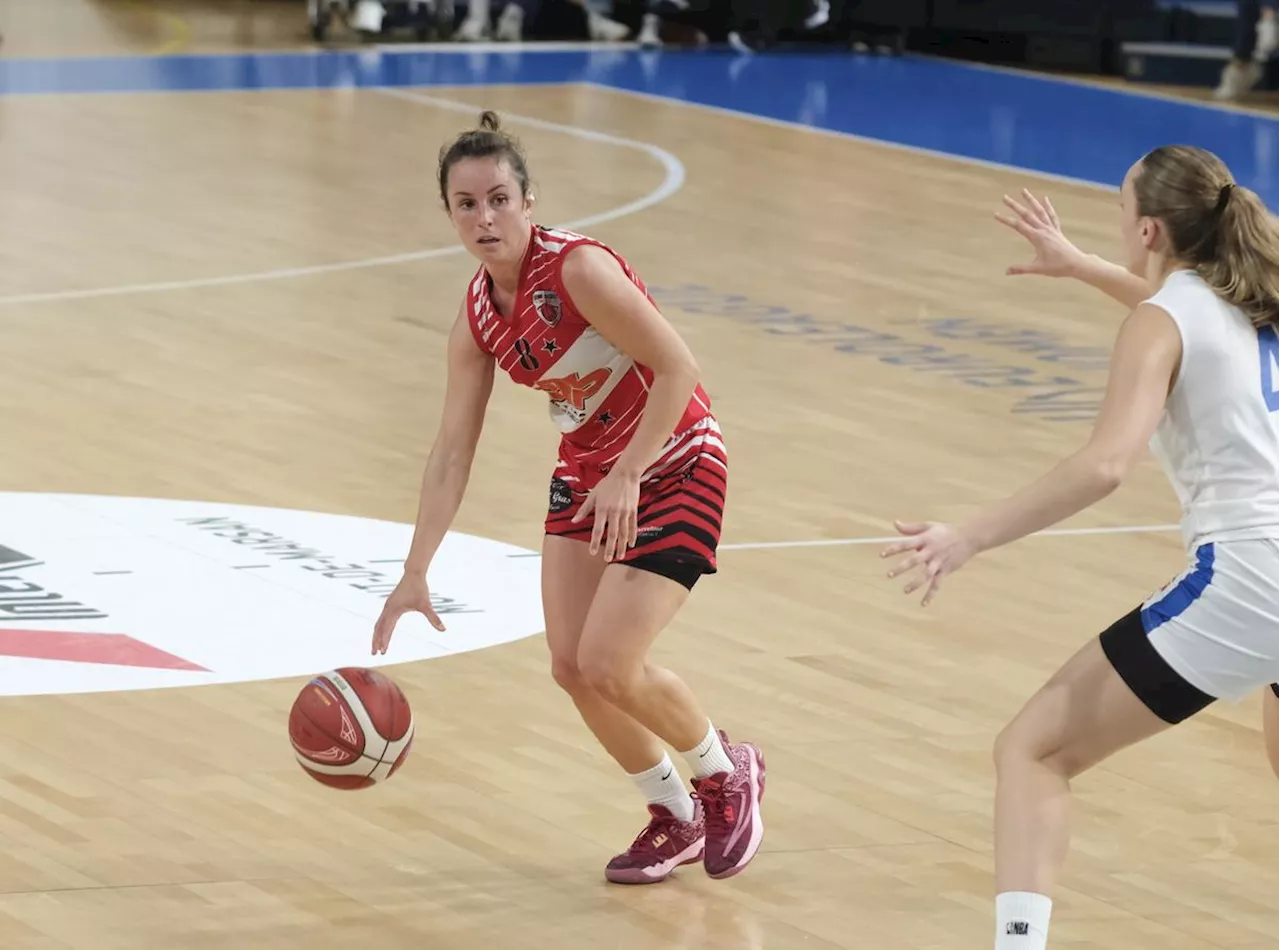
[0,4,1275,949]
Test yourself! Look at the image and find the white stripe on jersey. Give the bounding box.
[590,399,647,457]
[641,419,725,481]
[541,227,584,244]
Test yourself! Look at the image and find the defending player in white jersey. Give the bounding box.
[882,145,1279,950]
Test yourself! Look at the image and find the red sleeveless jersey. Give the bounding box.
[465,225,712,482]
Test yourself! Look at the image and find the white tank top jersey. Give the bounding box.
[1143,269,1280,552]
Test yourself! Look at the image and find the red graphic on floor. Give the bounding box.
[0,630,207,670]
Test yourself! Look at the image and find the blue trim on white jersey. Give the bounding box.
[1141,543,1216,632]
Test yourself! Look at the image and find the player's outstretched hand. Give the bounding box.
[880,520,977,607]
[996,188,1085,279]
[372,572,445,655]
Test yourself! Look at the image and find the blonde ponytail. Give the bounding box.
[1194,184,1279,329]
[1135,145,1279,329]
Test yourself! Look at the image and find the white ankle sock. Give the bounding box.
[630,753,694,821]
[994,892,1052,950]
[680,721,736,779]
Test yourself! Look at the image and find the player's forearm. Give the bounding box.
[1069,253,1154,310]
[962,449,1124,555]
[613,367,700,480]
[403,445,473,575]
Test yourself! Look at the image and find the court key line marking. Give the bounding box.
[0,86,684,307]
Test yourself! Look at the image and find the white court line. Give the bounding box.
[375,86,685,235]
[505,523,1182,557]
[583,82,1124,196]
[718,523,1181,552]
[0,86,684,307]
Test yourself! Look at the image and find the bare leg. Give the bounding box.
[576,563,712,753]
[579,559,768,881]
[542,535,665,774]
[545,538,721,884]
[993,638,1172,896]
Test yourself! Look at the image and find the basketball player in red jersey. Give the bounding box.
[370,111,765,884]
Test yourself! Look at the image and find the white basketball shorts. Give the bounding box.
[1100,538,1279,723]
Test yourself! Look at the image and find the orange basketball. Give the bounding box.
[288,667,414,790]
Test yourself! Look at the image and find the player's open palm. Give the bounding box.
[372,573,445,655]
[995,188,1085,279]
[881,520,977,606]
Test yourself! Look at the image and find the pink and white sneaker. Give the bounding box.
[605,801,706,885]
[692,730,766,879]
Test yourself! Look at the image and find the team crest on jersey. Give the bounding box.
[532,290,562,328]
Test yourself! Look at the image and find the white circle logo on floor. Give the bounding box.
[0,493,544,697]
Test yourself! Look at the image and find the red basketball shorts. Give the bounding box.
[544,415,727,580]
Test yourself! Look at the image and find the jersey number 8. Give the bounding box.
[515,338,540,373]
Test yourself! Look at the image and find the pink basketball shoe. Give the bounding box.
[692,730,765,879]
[605,801,706,885]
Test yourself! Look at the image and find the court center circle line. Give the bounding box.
[0,87,685,307]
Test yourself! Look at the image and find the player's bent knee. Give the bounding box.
[549,651,587,695]
[995,716,1100,780]
[577,651,641,706]
[994,730,1062,777]
[993,702,1072,776]
[992,721,1028,773]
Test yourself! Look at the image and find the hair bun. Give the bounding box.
[437,109,531,210]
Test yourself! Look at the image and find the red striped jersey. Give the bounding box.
[465,225,713,482]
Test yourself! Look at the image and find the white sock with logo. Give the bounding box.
[680,720,736,779]
[994,892,1052,950]
[630,753,694,822]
